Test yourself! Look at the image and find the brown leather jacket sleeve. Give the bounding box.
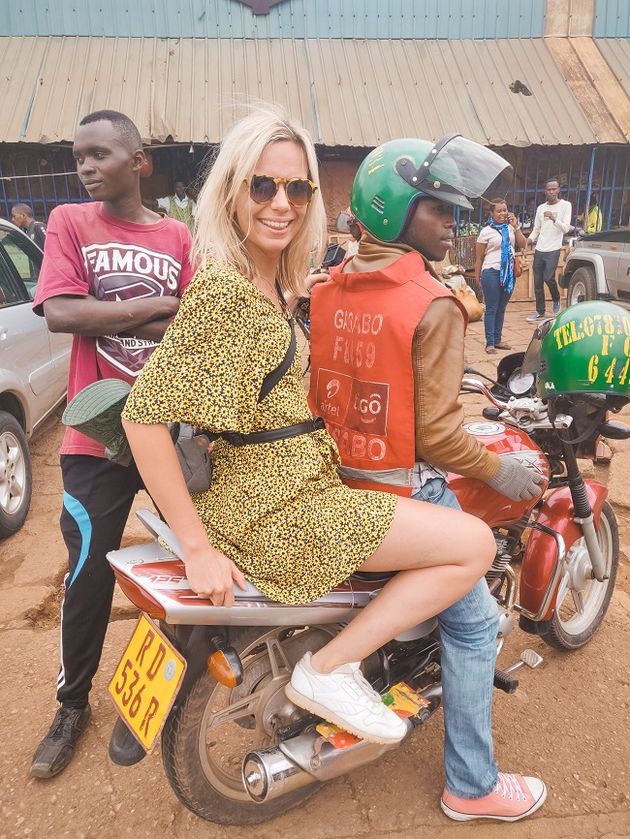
[413,297,500,480]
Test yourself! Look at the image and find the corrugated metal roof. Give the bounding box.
[308,37,598,147]
[3,0,546,40]
[0,36,620,147]
[546,37,630,143]
[596,38,630,99]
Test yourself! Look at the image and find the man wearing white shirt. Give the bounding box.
[157,180,196,233]
[526,179,572,321]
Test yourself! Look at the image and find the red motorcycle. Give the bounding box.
[106,332,626,825]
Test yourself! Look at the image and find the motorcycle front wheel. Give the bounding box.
[161,624,337,825]
[539,501,619,650]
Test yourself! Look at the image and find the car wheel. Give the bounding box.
[0,411,32,537]
[567,267,597,306]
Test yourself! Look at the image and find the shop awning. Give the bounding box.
[1,35,628,147]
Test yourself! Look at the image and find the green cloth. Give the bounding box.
[166,196,195,233]
[587,205,603,234]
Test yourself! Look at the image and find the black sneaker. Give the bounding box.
[30,704,91,779]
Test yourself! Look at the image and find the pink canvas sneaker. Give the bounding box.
[441,772,547,822]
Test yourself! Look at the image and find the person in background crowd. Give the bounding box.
[11,203,47,249]
[582,194,603,234]
[526,178,571,321]
[157,179,197,233]
[344,207,362,257]
[475,199,527,354]
[29,109,193,780]
[518,199,536,231]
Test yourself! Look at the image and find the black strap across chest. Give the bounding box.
[217,310,324,447]
[257,316,297,403]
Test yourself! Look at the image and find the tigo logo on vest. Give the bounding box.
[316,369,389,437]
[345,380,389,436]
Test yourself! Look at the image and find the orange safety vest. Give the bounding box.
[308,252,466,496]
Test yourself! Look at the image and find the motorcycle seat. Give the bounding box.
[351,570,397,582]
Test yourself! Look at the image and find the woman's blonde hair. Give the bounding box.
[193,104,327,296]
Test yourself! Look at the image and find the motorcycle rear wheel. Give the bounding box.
[161,624,336,825]
[539,501,618,650]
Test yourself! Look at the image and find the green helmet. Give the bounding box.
[536,301,630,398]
[350,134,513,242]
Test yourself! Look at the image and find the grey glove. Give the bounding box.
[486,455,546,501]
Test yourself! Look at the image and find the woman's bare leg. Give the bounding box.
[311,497,495,672]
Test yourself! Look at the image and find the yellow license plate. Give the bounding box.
[108,614,186,752]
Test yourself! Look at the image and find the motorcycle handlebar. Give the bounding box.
[460,376,508,410]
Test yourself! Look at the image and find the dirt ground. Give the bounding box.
[1,301,630,839]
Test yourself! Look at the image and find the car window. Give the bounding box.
[0,230,41,303]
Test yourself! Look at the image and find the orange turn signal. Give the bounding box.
[207,650,239,688]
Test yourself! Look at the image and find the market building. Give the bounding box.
[1,0,629,244]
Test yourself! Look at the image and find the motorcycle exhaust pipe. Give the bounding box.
[243,748,314,803]
[243,725,413,803]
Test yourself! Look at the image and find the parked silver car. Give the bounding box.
[0,220,70,536]
[560,227,630,307]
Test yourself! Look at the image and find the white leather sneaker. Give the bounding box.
[285,652,408,744]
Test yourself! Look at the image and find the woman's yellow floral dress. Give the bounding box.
[122,261,397,604]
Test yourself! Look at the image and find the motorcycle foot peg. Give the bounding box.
[108,717,147,766]
[493,667,519,694]
[277,713,321,742]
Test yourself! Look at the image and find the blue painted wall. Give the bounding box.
[2,0,546,39]
[594,0,630,36]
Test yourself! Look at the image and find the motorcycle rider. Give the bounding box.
[308,135,547,822]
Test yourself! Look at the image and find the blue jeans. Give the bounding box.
[481,268,511,347]
[413,477,499,798]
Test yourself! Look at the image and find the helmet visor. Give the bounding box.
[396,134,513,208]
[521,318,554,375]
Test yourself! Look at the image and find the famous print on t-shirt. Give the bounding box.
[81,241,183,378]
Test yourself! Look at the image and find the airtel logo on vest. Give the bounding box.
[326,379,341,399]
[334,309,384,335]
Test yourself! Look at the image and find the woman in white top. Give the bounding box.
[475,199,527,353]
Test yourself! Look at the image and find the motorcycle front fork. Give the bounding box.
[562,440,607,581]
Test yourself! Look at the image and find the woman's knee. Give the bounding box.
[455,514,495,576]
[475,519,496,574]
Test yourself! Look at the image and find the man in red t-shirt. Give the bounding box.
[30,110,193,779]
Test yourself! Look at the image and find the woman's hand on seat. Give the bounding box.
[184,545,246,606]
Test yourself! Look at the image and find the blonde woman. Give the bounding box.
[121,108,494,757]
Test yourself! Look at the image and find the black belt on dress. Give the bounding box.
[214,416,326,447]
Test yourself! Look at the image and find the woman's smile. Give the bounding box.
[258,218,292,232]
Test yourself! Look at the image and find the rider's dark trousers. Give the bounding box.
[56,455,143,707]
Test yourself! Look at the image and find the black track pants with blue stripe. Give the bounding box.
[56,455,144,707]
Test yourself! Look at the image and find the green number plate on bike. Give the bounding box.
[108,614,186,752]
